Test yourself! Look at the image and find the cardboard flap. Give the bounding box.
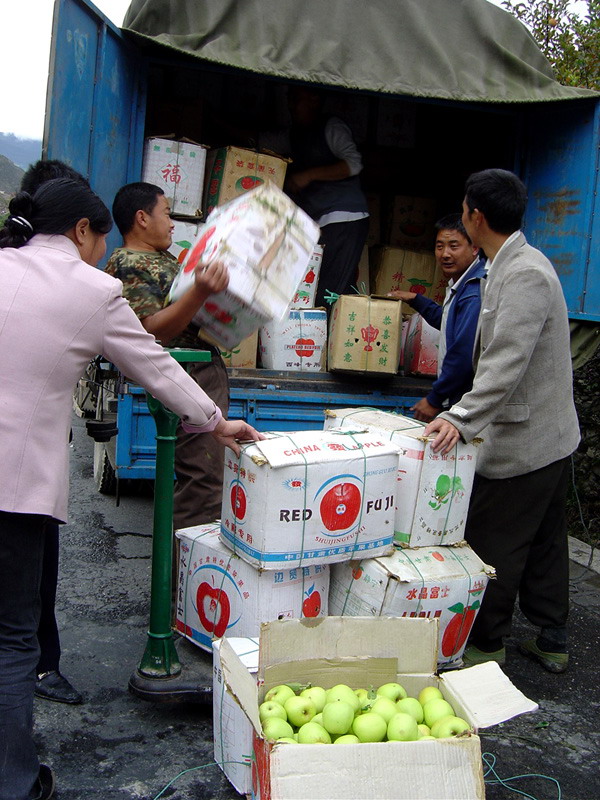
[440,662,538,729]
[258,617,438,680]
[219,637,261,733]
[250,429,399,468]
[374,544,495,583]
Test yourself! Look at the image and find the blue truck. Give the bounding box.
[51,0,600,491]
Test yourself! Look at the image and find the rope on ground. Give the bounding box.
[482,752,561,800]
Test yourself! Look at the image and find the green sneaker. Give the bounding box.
[518,639,568,674]
[462,644,506,667]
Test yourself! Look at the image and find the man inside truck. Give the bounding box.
[105,183,229,529]
[260,86,370,309]
[425,169,580,674]
[389,213,485,422]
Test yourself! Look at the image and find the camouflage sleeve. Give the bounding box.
[105,250,169,321]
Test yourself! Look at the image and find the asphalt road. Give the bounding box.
[33,415,600,799]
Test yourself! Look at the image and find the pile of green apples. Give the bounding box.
[259,681,472,744]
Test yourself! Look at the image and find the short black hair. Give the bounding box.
[112,182,165,237]
[464,169,527,235]
[434,213,471,244]
[20,159,90,195]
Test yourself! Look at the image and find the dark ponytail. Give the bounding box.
[0,178,113,249]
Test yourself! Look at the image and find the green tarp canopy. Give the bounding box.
[123,0,596,104]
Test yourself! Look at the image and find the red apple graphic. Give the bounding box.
[197,580,231,638]
[352,566,363,580]
[295,338,315,358]
[204,301,233,325]
[231,484,247,521]
[236,176,264,191]
[441,600,480,657]
[304,268,316,284]
[408,278,432,295]
[320,483,361,531]
[302,585,321,617]
[177,248,189,265]
[432,551,445,562]
[183,226,216,273]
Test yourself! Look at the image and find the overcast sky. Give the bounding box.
[0,0,588,141]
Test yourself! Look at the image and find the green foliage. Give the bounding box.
[502,0,600,89]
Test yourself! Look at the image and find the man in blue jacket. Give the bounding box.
[391,214,486,421]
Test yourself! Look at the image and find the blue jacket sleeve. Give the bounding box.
[426,284,481,408]
[409,294,443,330]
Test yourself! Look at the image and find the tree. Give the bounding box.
[502,0,600,89]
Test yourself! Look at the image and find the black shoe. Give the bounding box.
[32,764,56,800]
[35,670,83,704]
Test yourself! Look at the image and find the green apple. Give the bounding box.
[354,688,370,707]
[297,721,332,744]
[264,684,296,705]
[430,716,471,739]
[352,712,387,743]
[262,717,294,741]
[326,684,360,712]
[301,686,328,713]
[419,735,437,740]
[276,737,298,744]
[333,734,361,744]
[377,682,407,702]
[417,723,431,738]
[395,697,424,724]
[284,695,316,727]
[423,698,455,728]
[387,712,419,742]
[369,696,398,724]
[418,686,443,707]
[311,712,323,727]
[322,701,354,735]
[259,700,287,723]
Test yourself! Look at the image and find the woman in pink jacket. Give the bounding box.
[0,178,261,800]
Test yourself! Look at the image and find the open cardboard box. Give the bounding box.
[219,617,538,800]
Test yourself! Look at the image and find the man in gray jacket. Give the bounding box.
[425,169,579,673]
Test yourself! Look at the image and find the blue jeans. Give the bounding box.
[0,511,47,800]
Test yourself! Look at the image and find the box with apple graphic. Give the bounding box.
[370,246,437,314]
[328,294,403,375]
[213,637,259,797]
[324,408,480,547]
[175,523,329,652]
[404,314,440,377]
[167,218,203,265]
[168,182,321,349]
[328,543,495,668]
[217,617,537,800]
[259,309,327,372]
[141,137,207,217]
[219,331,259,369]
[219,429,398,569]
[388,195,437,251]
[289,245,323,308]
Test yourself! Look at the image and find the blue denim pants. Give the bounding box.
[0,511,47,800]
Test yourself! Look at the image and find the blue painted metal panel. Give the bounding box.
[522,99,600,321]
[44,0,146,263]
[115,388,160,480]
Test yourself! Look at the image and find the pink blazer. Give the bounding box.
[0,234,221,522]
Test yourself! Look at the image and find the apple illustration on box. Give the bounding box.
[302,584,322,617]
[295,338,315,358]
[183,226,216,273]
[318,480,362,532]
[230,482,247,521]
[196,579,231,638]
[235,176,264,192]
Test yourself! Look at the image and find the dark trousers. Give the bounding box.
[37,522,60,675]
[314,217,369,309]
[0,512,48,800]
[465,457,571,646]
[173,357,230,531]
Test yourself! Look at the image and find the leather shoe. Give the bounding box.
[32,764,56,800]
[35,671,83,704]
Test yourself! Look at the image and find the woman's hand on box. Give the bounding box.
[194,259,229,297]
[211,418,266,456]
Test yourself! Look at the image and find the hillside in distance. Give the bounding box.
[0,133,42,170]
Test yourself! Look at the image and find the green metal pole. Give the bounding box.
[136,348,212,679]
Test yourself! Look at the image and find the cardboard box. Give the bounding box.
[430,261,449,306]
[323,408,479,547]
[141,137,207,217]
[328,294,402,375]
[398,315,411,372]
[176,524,329,652]
[355,245,370,294]
[328,544,495,668]
[204,146,289,215]
[219,331,259,368]
[388,195,436,251]
[168,183,320,349]
[404,314,440,377]
[219,429,398,569]
[259,309,327,372]
[218,617,538,800]
[371,246,436,312]
[289,245,323,308]
[168,218,203,264]
[213,637,259,796]
[365,193,381,247]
